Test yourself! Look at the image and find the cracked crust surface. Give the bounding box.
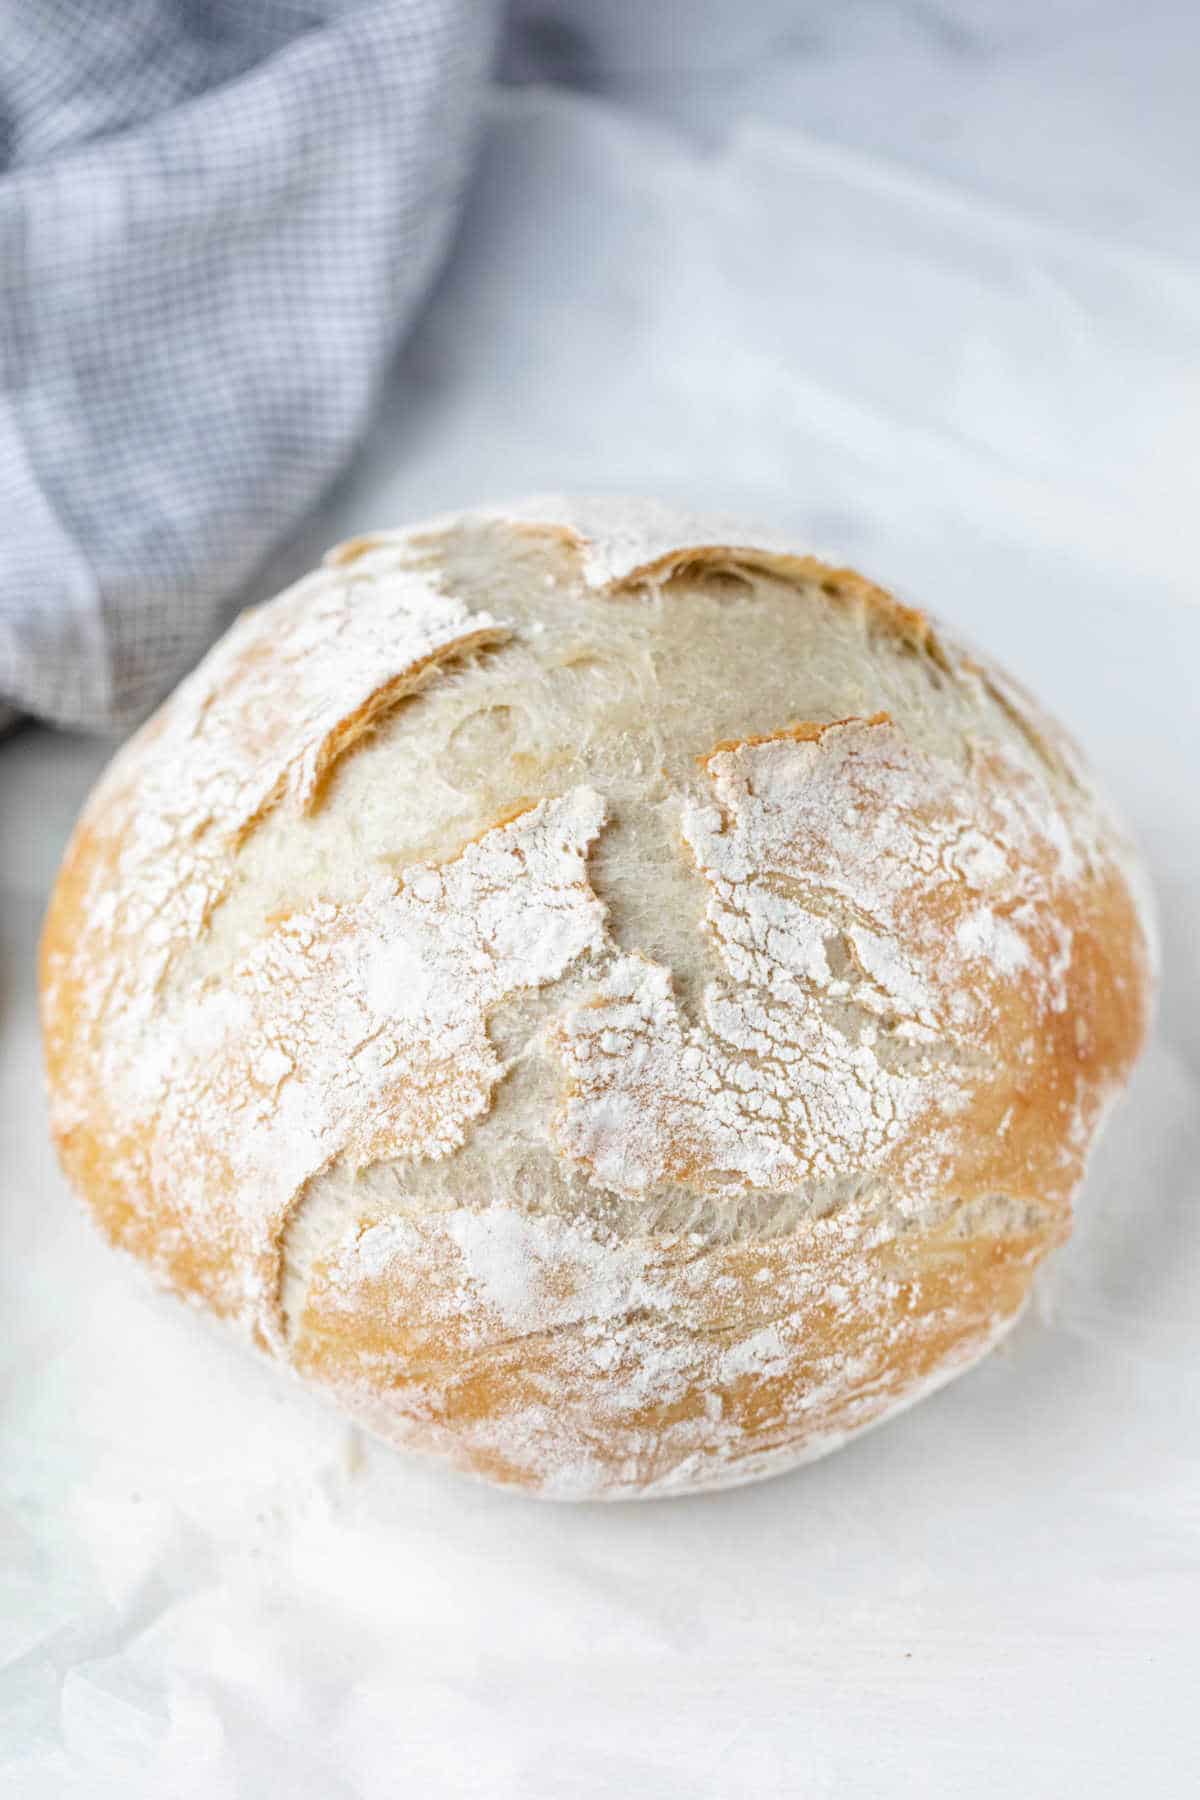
[40,498,1153,1496]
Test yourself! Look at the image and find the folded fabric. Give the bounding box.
[0,0,500,731]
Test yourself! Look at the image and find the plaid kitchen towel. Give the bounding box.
[0,0,500,731]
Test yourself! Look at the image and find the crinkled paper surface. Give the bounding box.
[3,6,1199,1794]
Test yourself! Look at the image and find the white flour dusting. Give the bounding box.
[67,553,511,1036]
[554,717,1082,1205]
[136,787,609,1337]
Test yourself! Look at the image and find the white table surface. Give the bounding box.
[4,5,1200,1794]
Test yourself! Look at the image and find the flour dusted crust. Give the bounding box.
[41,499,1153,1498]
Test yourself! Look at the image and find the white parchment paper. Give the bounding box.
[3,25,1199,1796]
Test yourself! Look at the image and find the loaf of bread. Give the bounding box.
[40,498,1153,1498]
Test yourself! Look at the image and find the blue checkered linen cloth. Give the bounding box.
[0,0,500,730]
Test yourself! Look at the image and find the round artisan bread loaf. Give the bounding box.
[40,498,1153,1498]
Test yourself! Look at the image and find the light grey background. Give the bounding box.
[3,4,1199,1794]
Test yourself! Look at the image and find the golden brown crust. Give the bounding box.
[40,549,515,1340]
[290,1196,1047,1498]
[39,502,1153,1497]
